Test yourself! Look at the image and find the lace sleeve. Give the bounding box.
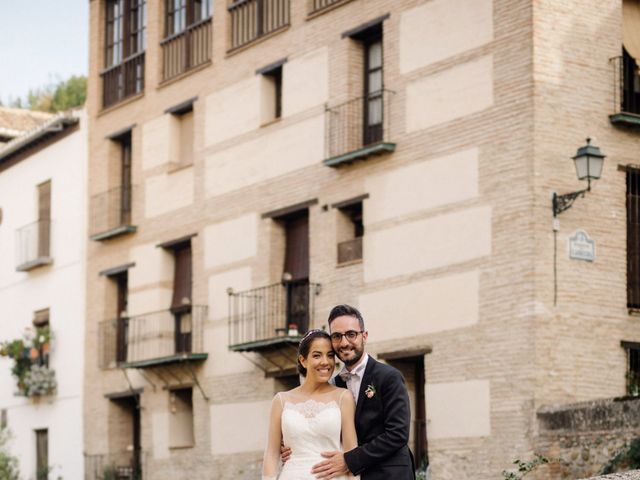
[262,393,283,479]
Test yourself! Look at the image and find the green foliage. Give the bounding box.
[0,427,20,480]
[415,458,429,480]
[7,75,86,113]
[627,371,640,397]
[502,454,551,480]
[600,437,640,474]
[0,326,56,396]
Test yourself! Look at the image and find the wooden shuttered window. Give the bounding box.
[282,211,310,332]
[116,273,129,363]
[120,133,133,226]
[628,168,640,309]
[35,429,48,480]
[283,212,309,281]
[172,243,192,310]
[38,181,51,258]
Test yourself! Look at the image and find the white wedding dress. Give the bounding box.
[277,396,357,480]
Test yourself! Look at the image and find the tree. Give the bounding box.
[10,75,87,113]
[0,426,20,480]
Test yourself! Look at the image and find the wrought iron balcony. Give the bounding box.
[308,0,350,15]
[228,280,321,351]
[85,450,144,480]
[228,0,290,51]
[98,305,208,369]
[15,219,52,271]
[90,186,136,241]
[161,17,212,81]
[324,89,395,167]
[101,52,145,109]
[610,53,640,127]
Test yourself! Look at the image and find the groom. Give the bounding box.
[311,304,415,480]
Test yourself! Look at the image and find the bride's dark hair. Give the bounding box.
[297,329,331,376]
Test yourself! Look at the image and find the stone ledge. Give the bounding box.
[581,471,640,479]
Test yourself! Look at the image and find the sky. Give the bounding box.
[0,1,88,105]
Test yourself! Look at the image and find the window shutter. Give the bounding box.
[628,169,640,309]
[38,181,51,258]
[172,243,192,309]
[284,213,309,281]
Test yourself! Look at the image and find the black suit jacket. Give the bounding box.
[335,357,415,480]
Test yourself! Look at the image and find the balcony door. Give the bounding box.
[171,242,193,354]
[115,272,129,364]
[283,211,309,333]
[110,395,141,478]
[120,133,132,226]
[363,30,383,146]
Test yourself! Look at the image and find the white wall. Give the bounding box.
[0,110,87,479]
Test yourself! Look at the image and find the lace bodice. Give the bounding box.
[276,392,355,480]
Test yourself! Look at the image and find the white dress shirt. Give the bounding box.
[339,353,369,404]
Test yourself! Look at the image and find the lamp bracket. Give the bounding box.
[552,189,587,217]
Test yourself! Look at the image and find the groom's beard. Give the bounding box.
[336,344,364,367]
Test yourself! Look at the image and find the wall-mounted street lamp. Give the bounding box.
[552,138,606,217]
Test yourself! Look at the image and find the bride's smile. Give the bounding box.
[299,338,336,384]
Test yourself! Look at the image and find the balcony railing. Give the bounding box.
[85,451,144,480]
[610,53,640,126]
[161,17,212,81]
[228,280,320,350]
[99,306,208,369]
[90,186,136,241]
[324,89,395,167]
[228,0,290,51]
[308,0,349,15]
[101,52,145,109]
[15,220,52,271]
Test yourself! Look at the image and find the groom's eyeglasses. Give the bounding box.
[330,330,364,343]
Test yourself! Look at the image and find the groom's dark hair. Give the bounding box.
[327,304,365,331]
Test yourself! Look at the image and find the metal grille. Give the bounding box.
[611,51,640,116]
[85,451,144,480]
[228,0,290,50]
[628,168,640,310]
[101,51,145,108]
[161,17,212,80]
[309,0,347,14]
[228,280,319,347]
[90,185,135,237]
[15,220,51,268]
[98,306,207,368]
[325,89,393,160]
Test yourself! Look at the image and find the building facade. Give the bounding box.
[0,110,87,479]
[84,0,640,478]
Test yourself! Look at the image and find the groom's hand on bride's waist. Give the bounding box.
[280,445,291,463]
[311,451,349,479]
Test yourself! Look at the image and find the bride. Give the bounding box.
[262,329,358,480]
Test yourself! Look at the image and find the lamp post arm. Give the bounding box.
[552,189,588,217]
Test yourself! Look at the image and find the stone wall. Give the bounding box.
[534,397,640,479]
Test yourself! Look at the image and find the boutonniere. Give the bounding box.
[365,384,376,399]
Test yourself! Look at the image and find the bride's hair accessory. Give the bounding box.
[365,384,376,399]
[297,328,330,376]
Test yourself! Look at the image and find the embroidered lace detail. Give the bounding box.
[283,399,339,419]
